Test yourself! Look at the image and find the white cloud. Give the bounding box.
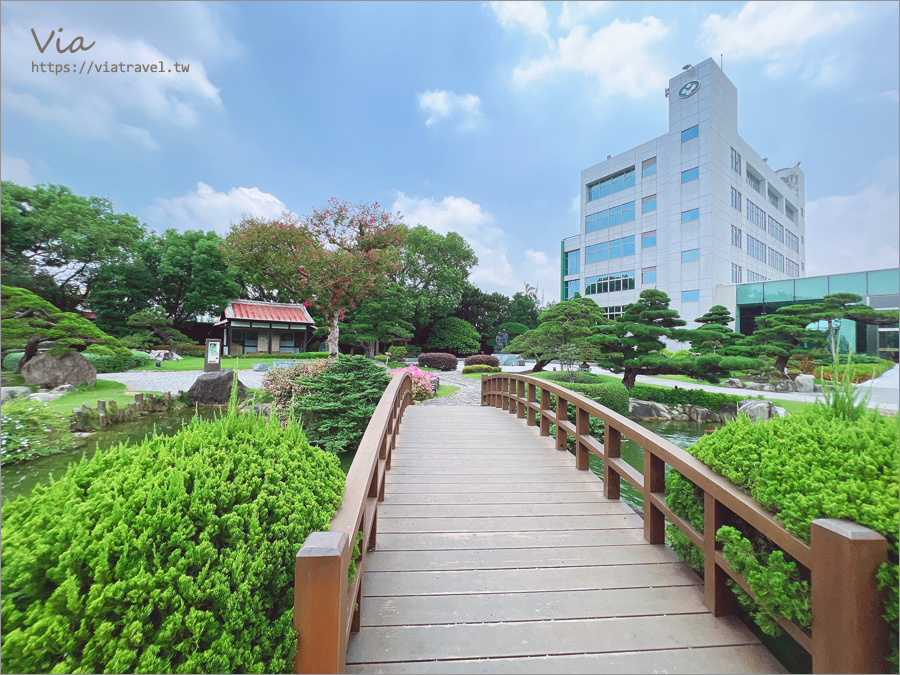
[805,182,899,277]
[146,182,288,234]
[1,153,35,185]
[511,17,670,98]
[558,1,610,31]
[417,90,483,131]
[800,53,854,88]
[489,1,550,39]
[392,192,558,295]
[699,2,856,76]
[0,2,235,148]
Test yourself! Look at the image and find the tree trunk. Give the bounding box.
[827,319,838,362]
[531,358,551,373]
[17,336,43,372]
[362,340,376,359]
[326,311,341,358]
[775,353,790,375]
[622,368,637,390]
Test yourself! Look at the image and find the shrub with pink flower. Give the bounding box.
[388,365,436,402]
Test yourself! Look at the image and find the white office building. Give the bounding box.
[562,58,806,326]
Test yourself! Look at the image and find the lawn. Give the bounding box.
[43,380,161,416]
[434,384,460,398]
[769,398,816,416]
[135,355,331,371]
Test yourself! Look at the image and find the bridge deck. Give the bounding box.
[346,406,784,674]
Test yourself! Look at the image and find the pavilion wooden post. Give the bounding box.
[810,519,889,674]
[294,531,349,674]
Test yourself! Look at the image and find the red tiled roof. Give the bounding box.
[226,301,314,324]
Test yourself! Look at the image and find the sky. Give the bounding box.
[2,1,898,299]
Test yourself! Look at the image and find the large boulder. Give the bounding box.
[0,386,32,403]
[795,374,815,393]
[629,399,671,420]
[738,399,776,423]
[689,406,719,423]
[722,378,743,389]
[148,349,182,362]
[744,381,775,392]
[718,403,738,421]
[21,351,96,388]
[186,370,247,405]
[775,379,795,393]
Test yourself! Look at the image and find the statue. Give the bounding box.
[495,328,509,353]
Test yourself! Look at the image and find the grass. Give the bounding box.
[1,372,36,390]
[461,372,487,381]
[768,398,816,416]
[656,374,720,384]
[434,384,460,398]
[42,380,161,416]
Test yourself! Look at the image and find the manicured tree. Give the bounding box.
[125,308,194,349]
[508,292,540,329]
[339,285,415,358]
[1,285,131,370]
[810,293,899,362]
[424,317,481,356]
[690,305,742,355]
[505,297,608,372]
[452,284,511,352]
[740,304,827,375]
[223,200,407,358]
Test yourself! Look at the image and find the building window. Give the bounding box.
[585,270,636,295]
[564,279,580,299]
[746,169,761,193]
[642,231,657,248]
[681,167,699,183]
[768,248,785,273]
[767,216,784,242]
[731,263,743,284]
[731,224,742,248]
[746,199,766,229]
[748,271,766,282]
[642,157,657,177]
[747,235,766,262]
[730,147,741,175]
[681,125,699,142]
[682,290,700,303]
[642,267,657,284]
[785,229,799,253]
[682,248,700,262]
[731,187,742,211]
[564,250,580,276]
[786,259,800,278]
[785,205,796,223]
[585,201,636,232]
[642,194,657,213]
[681,208,700,223]
[603,305,626,320]
[585,236,636,263]
[768,189,780,209]
[586,166,636,202]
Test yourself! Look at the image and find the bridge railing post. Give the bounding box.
[554,394,567,451]
[603,426,620,499]
[501,377,510,411]
[509,377,518,415]
[575,406,590,470]
[526,383,537,426]
[539,388,551,436]
[810,519,889,674]
[516,380,526,418]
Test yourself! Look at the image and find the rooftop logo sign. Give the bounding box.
[678,80,700,99]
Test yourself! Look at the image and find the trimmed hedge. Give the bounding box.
[82,351,137,374]
[557,382,630,417]
[418,352,458,371]
[0,401,346,673]
[535,371,604,385]
[462,365,501,374]
[665,406,899,661]
[630,384,746,410]
[176,344,205,358]
[424,317,481,356]
[374,355,388,363]
[464,355,500,367]
[129,350,154,368]
[2,352,24,372]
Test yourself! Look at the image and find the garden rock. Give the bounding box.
[814,384,823,393]
[774,406,787,418]
[718,403,738,421]
[671,413,690,421]
[744,381,775,392]
[496,354,519,366]
[775,379,795,393]
[689,406,719,423]
[738,399,776,423]
[148,349,182,362]
[795,374,815,393]
[252,363,270,372]
[628,399,671,420]
[0,386,32,403]
[186,370,247,405]
[722,378,743,389]
[21,351,97,388]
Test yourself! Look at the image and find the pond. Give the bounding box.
[1,406,220,504]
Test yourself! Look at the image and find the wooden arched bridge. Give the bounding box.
[292,372,889,674]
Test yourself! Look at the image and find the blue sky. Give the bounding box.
[2,1,898,299]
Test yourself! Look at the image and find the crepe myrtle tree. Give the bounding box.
[223,200,407,358]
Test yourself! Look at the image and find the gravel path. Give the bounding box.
[419,369,483,406]
[98,369,265,393]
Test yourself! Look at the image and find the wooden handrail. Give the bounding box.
[293,371,413,674]
[482,373,889,674]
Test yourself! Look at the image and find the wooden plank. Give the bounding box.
[380,491,620,505]
[389,457,574,466]
[388,466,583,476]
[377,513,642,533]
[375,529,647,551]
[385,481,604,493]
[377,501,632,518]
[388,473,600,484]
[345,614,763,663]
[360,584,707,626]
[346,644,787,674]
[363,562,699,596]
[364,542,681,572]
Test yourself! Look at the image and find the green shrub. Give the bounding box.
[464,355,500,367]
[2,352,24,372]
[630,384,745,410]
[417,352,458,371]
[261,359,331,411]
[404,345,422,359]
[388,345,407,359]
[129,350,154,368]
[0,398,73,465]
[424,317,481,356]
[374,354,388,363]
[82,351,135,373]
[462,365,500,374]
[535,371,604,385]
[291,355,390,454]
[558,382,630,417]
[176,344,206,357]
[665,406,898,659]
[0,401,345,673]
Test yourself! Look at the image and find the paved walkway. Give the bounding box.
[419,369,481,406]
[98,369,265,394]
[345,406,785,674]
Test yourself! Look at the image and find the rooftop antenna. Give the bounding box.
[720,53,723,70]
[682,64,692,71]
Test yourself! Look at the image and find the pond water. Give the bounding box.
[1,406,220,504]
